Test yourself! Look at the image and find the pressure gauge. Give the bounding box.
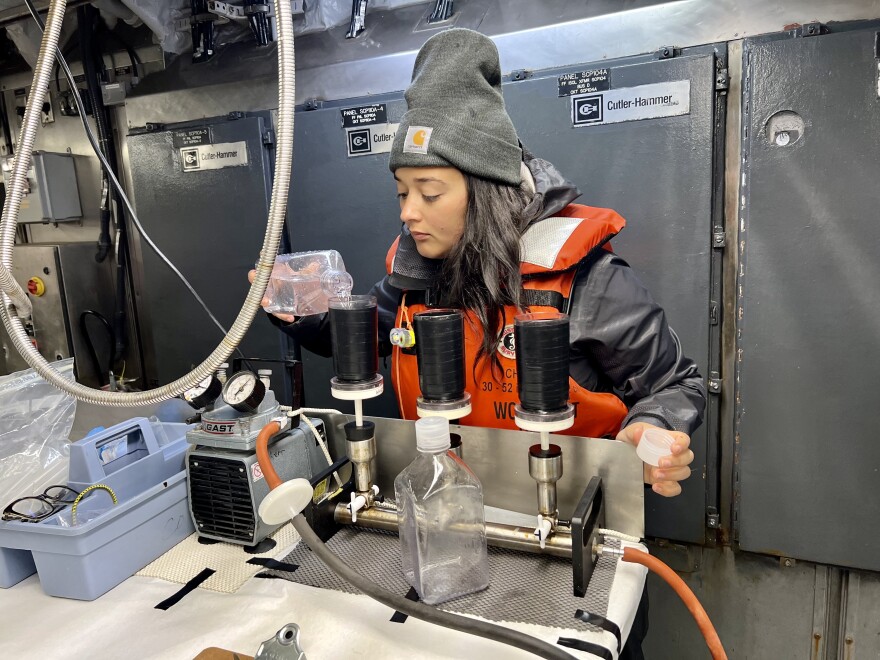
[182,376,223,410]
[222,371,266,413]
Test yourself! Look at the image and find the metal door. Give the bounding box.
[127,114,291,399]
[287,94,408,418]
[505,47,724,543]
[737,27,880,571]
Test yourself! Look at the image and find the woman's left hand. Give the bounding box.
[616,422,694,497]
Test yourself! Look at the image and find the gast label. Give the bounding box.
[204,421,237,435]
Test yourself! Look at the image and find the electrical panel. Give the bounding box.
[0,151,82,223]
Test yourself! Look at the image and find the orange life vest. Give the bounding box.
[386,204,630,438]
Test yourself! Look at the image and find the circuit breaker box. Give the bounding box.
[0,151,82,223]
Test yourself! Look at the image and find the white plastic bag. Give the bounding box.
[0,359,76,510]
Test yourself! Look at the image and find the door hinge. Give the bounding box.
[715,68,730,91]
[262,129,275,146]
[303,98,323,111]
[509,69,532,82]
[708,372,721,394]
[710,302,719,326]
[713,230,726,248]
[656,45,677,60]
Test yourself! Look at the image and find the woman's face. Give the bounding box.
[394,166,468,259]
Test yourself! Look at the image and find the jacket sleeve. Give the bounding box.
[568,252,707,435]
[267,275,401,359]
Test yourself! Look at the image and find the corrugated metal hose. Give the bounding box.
[0,0,295,407]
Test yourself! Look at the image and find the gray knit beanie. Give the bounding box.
[389,28,523,186]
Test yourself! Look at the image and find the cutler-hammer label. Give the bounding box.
[180,141,248,171]
[571,80,691,127]
[346,123,399,157]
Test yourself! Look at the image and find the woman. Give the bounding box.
[256,29,704,658]
[261,28,703,498]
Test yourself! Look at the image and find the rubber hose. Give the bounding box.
[79,310,114,385]
[95,205,112,262]
[255,421,283,489]
[112,237,128,364]
[77,6,111,163]
[622,547,728,659]
[79,5,126,362]
[0,0,295,406]
[80,29,112,267]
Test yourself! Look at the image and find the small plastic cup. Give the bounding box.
[636,428,675,467]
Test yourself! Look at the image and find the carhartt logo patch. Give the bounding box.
[497,324,516,359]
[403,126,433,154]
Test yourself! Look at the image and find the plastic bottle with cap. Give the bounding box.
[394,416,489,604]
[636,428,676,467]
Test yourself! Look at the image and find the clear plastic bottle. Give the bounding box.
[263,250,354,316]
[394,417,490,604]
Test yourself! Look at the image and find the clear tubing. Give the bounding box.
[0,0,296,406]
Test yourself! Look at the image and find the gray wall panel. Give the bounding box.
[505,51,719,543]
[126,115,290,396]
[737,29,880,570]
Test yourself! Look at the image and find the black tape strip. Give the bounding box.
[253,572,281,580]
[154,568,215,610]
[575,609,622,653]
[557,637,614,660]
[247,557,300,573]
[390,586,420,623]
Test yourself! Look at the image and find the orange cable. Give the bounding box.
[255,421,283,491]
[622,547,728,660]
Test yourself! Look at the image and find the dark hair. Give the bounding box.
[437,173,540,378]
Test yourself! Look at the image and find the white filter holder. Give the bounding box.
[330,375,384,401]
[514,404,575,433]
[258,479,314,525]
[416,394,472,421]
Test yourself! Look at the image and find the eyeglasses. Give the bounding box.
[2,485,80,523]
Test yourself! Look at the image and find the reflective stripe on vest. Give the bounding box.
[388,204,629,438]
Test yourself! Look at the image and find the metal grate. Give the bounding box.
[188,454,256,543]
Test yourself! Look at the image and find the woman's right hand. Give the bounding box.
[248,269,296,324]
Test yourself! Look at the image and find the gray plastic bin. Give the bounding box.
[0,418,195,599]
